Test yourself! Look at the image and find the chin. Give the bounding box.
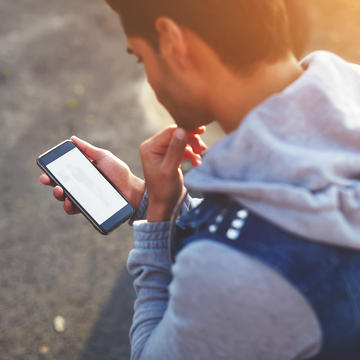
[173,113,214,132]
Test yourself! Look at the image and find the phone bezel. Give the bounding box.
[37,140,134,235]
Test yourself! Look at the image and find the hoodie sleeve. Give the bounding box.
[127,228,322,360]
[127,220,172,360]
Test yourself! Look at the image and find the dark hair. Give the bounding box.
[106,0,295,70]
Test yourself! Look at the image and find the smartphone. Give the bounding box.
[37,140,134,235]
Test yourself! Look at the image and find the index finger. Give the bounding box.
[70,136,107,162]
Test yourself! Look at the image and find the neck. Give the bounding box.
[206,54,304,133]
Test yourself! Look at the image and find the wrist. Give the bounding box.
[129,175,145,211]
[146,188,186,222]
[147,202,174,222]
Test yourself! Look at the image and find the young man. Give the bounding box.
[41,0,360,359]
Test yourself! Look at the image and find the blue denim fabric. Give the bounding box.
[172,195,360,359]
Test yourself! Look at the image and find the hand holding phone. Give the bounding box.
[38,136,145,234]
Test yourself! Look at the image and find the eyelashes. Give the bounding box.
[126,47,143,64]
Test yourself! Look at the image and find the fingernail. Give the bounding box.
[175,128,186,140]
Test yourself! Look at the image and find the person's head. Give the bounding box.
[107,0,293,70]
[105,0,305,129]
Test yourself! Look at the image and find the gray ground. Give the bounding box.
[1,1,360,360]
[1,1,147,359]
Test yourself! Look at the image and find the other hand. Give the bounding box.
[139,125,207,222]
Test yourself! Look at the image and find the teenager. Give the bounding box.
[41,1,360,359]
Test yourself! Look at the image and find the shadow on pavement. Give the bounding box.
[79,268,135,360]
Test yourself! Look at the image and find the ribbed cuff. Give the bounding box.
[133,220,171,249]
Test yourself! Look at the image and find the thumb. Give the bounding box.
[70,136,106,161]
[162,128,188,172]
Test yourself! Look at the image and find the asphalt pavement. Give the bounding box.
[1,1,148,359]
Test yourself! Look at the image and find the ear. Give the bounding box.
[155,17,188,69]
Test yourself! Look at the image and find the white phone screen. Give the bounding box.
[47,147,127,224]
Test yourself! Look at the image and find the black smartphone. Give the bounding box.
[37,140,134,235]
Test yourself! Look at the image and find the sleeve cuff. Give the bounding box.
[133,220,171,249]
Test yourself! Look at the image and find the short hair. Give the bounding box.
[105,0,294,70]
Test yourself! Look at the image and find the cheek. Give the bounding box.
[146,78,167,106]
[144,70,163,101]
[145,70,170,107]
[144,56,176,101]
[144,57,162,87]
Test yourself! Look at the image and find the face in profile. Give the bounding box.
[127,36,213,131]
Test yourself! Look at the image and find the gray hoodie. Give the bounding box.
[128,51,360,360]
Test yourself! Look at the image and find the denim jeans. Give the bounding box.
[173,194,360,359]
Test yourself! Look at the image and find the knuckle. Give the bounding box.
[139,141,149,156]
[103,149,112,157]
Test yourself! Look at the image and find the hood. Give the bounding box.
[185,51,360,250]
